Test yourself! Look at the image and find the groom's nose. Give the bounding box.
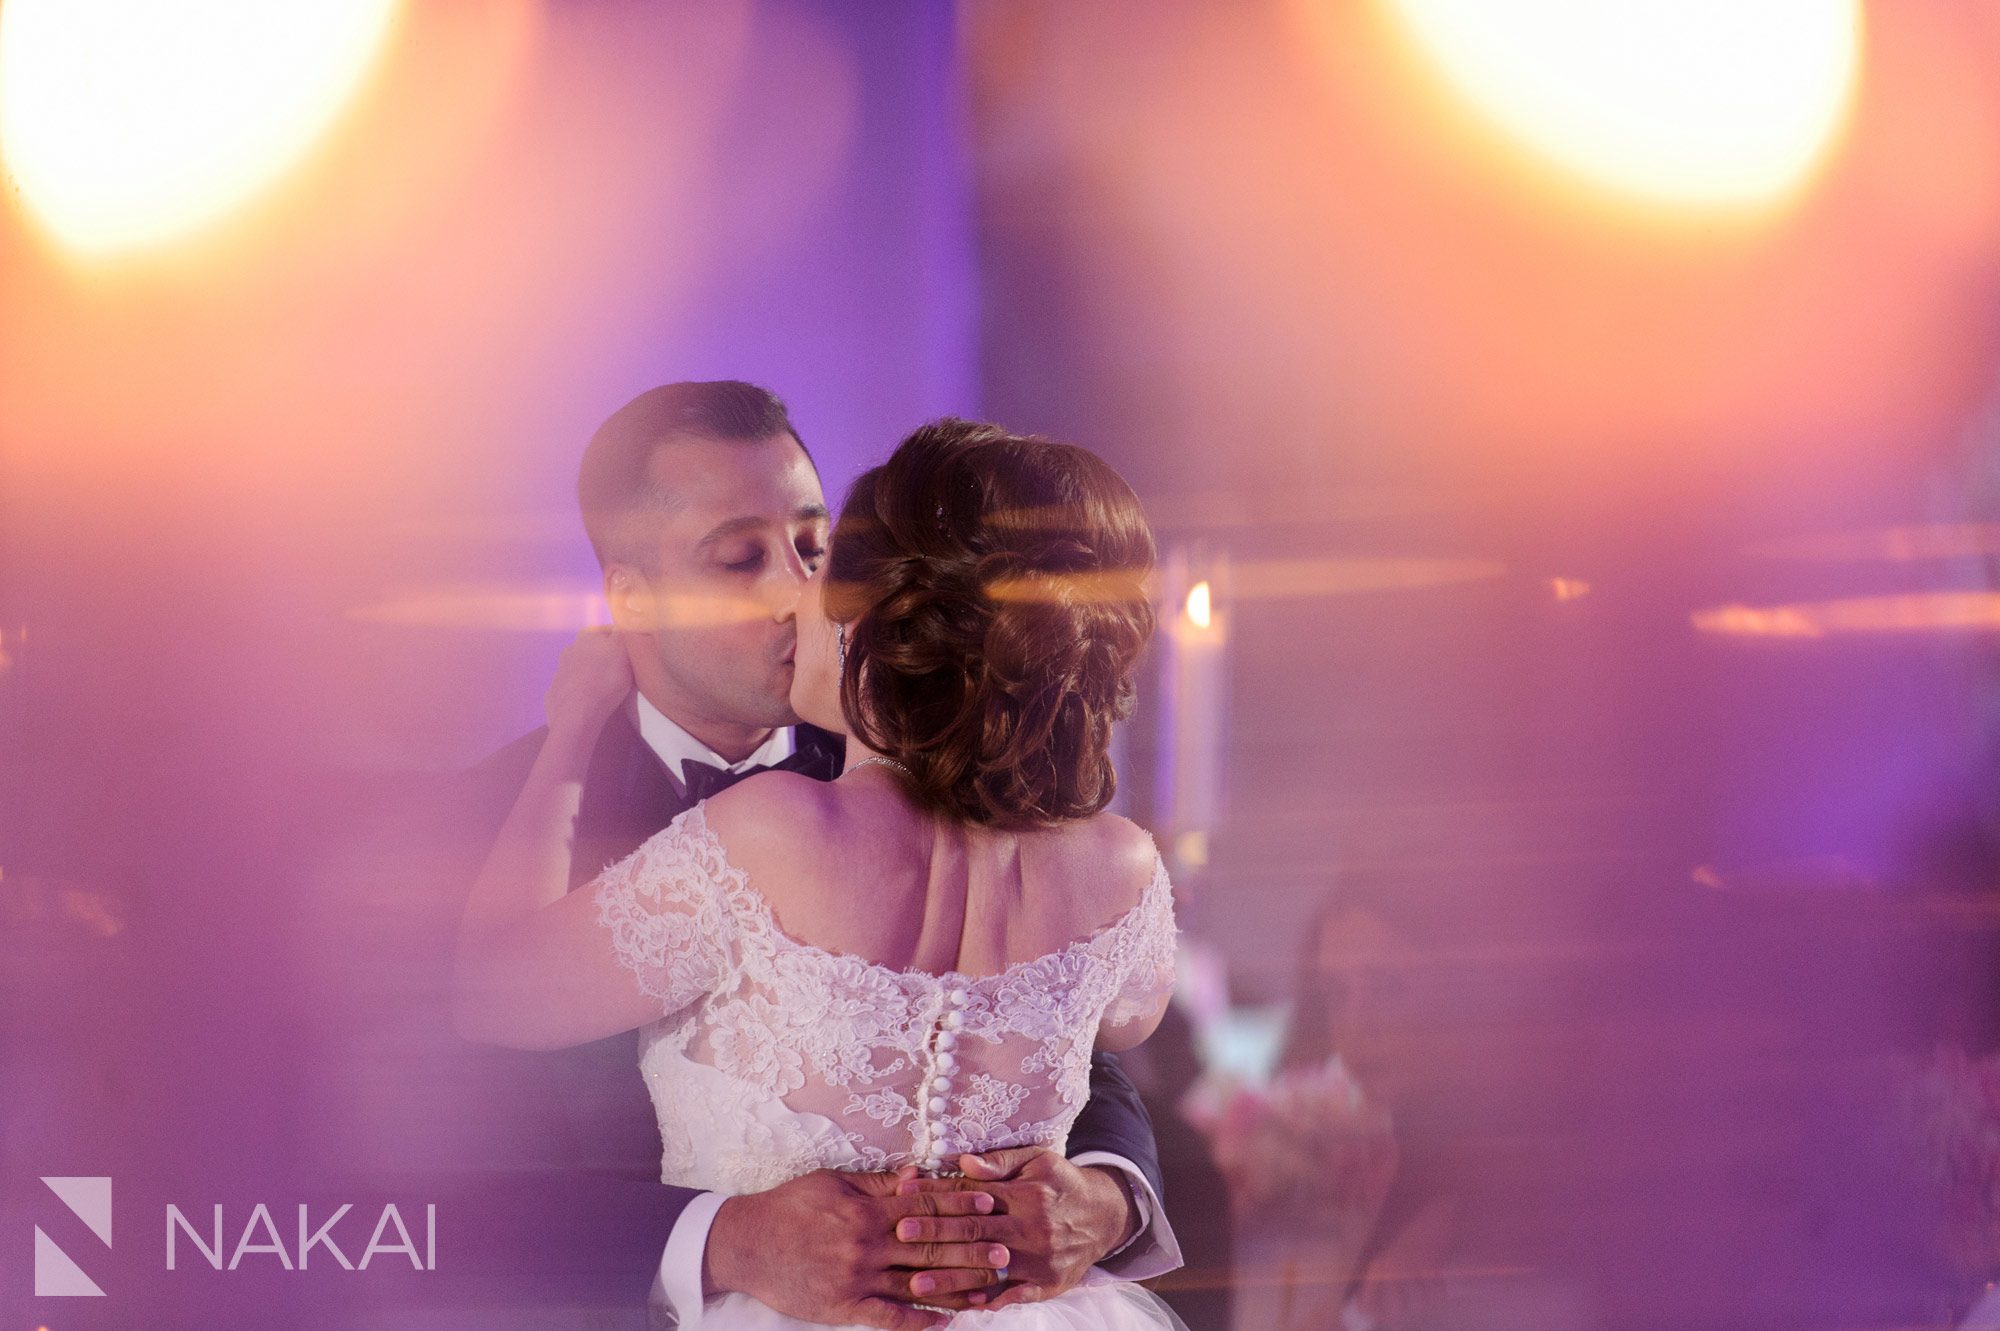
[763,553,812,620]
[767,583,803,622]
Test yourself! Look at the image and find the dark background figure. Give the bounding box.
[1267,876,1478,1331]
[1121,999,1235,1331]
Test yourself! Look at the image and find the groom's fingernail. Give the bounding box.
[973,1192,994,1214]
[897,1219,920,1240]
[988,1245,1010,1266]
[911,1275,936,1295]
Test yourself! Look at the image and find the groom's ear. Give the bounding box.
[604,565,657,632]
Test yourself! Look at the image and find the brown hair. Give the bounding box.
[826,419,1156,827]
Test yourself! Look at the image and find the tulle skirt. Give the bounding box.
[695,1268,1187,1330]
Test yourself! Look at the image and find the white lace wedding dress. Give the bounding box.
[593,803,1185,1330]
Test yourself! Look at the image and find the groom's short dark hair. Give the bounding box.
[577,380,810,568]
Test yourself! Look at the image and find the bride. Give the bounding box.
[455,418,1183,1329]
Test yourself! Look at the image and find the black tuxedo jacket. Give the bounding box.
[443,704,1164,1312]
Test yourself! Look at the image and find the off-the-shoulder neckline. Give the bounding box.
[679,803,1170,987]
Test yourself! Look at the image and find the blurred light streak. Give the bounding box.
[346,582,803,632]
[1230,556,1505,600]
[1549,577,1591,601]
[1687,856,1874,892]
[985,569,1153,605]
[1692,603,1825,638]
[59,888,125,938]
[346,582,606,632]
[0,872,127,938]
[1693,591,2000,638]
[0,0,402,257]
[1749,522,2000,563]
[1378,0,1862,212]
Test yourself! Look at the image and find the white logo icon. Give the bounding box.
[35,1175,111,1297]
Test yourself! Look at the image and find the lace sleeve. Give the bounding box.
[591,806,735,1018]
[1103,853,1179,1029]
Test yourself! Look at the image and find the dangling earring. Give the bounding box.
[836,622,849,667]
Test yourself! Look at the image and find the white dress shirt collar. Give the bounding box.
[633,691,795,789]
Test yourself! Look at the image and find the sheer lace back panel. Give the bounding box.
[592,804,1177,1195]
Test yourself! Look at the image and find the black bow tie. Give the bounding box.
[680,747,831,802]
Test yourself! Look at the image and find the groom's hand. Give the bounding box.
[705,1168,1005,1330]
[893,1147,1136,1313]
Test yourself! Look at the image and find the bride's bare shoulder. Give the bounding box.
[1053,811,1163,910]
[695,774,848,920]
[1074,810,1158,864]
[699,772,923,915]
[700,771,840,852]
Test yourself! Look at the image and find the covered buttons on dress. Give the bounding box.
[917,981,972,1171]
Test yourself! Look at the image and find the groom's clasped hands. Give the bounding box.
[705,1146,1136,1329]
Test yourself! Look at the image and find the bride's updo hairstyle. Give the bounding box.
[825,418,1156,827]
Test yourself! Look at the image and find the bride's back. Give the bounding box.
[601,784,1175,1193]
[708,771,1161,984]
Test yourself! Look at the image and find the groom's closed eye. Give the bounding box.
[715,539,825,574]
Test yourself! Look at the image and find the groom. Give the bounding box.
[461,381,1181,1328]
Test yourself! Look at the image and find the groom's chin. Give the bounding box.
[763,688,808,730]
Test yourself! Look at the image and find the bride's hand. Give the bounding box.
[544,626,632,737]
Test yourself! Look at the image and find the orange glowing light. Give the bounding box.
[1185,581,1214,630]
[348,582,799,633]
[1381,0,1862,211]
[1550,577,1592,602]
[1693,592,2000,638]
[1174,830,1210,869]
[0,0,401,257]
[985,569,1152,605]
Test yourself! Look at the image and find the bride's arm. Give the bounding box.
[453,628,663,1048]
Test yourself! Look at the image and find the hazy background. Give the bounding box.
[4,2,1996,1327]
